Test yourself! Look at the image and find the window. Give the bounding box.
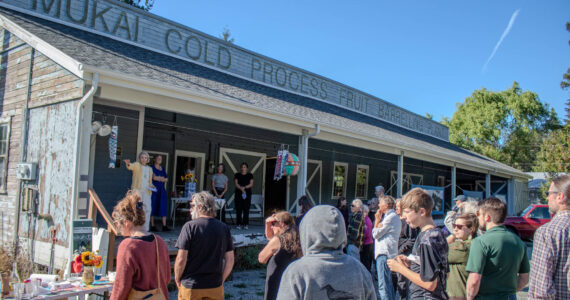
[529,207,550,219]
[0,121,10,193]
[332,162,348,198]
[355,165,369,199]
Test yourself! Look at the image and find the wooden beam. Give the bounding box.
[88,189,118,235]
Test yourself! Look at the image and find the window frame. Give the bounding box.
[331,162,348,199]
[0,117,12,194]
[354,164,369,200]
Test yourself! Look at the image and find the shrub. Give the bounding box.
[233,244,264,271]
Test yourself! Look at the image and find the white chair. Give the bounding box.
[250,194,264,221]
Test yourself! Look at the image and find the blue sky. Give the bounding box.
[152,1,569,122]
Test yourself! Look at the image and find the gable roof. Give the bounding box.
[0,7,529,179]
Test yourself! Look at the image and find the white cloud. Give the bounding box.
[482,9,521,73]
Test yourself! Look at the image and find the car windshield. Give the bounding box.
[520,206,533,217]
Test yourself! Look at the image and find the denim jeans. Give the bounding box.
[507,295,517,300]
[347,244,360,261]
[376,255,395,300]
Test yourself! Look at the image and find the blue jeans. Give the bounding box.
[347,244,360,261]
[376,255,395,300]
[507,295,517,300]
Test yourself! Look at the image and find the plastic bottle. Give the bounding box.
[9,263,20,291]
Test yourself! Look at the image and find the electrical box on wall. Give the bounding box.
[17,163,37,181]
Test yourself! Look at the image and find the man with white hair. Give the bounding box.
[347,199,365,260]
[175,192,235,299]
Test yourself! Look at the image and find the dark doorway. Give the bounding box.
[265,158,287,216]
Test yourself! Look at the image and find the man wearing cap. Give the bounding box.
[444,195,467,234]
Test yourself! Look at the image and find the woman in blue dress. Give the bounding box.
[151,155,169,231]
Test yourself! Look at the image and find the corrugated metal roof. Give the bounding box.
[0,7,529,179]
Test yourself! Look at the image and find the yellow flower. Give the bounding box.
[81,251,93,265]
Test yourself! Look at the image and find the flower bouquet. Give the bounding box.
[72,250,103,284]
[182,173,197,197]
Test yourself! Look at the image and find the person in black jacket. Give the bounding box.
[336,196,349,229]
[392,199,419,299]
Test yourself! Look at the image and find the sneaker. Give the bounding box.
[244,225,248,230]
[162,226,171,232]
[149,226,157,232]
[236,225,242,230]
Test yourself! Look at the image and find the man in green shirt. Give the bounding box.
[466,197,530,300]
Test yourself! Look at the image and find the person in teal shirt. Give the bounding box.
[465,198,530,300]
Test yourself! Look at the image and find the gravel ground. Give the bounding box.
[168,268,529,299]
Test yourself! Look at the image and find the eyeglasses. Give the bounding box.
[545,190,560,197]
[452,223,467,230]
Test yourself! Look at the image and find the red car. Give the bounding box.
[504,204,552,241]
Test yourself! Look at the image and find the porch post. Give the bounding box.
[507,178,515,215]
[397,152,404,198]
[485,173,491,198]
[451,164,456,207]
[296,129,308,202]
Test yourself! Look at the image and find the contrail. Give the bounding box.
[482,9,521,73]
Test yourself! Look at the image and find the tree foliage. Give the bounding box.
[442,82,559,171]
[118,0,154,11]
[534,21,570,174]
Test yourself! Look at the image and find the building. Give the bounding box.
[0,0,530,268]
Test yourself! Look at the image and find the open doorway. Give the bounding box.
[265,158,288,216]
[172,150,205,197]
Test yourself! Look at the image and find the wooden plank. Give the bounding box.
[106,228,116,272]
[88,189,118,235]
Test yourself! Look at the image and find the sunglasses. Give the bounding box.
[545,190,560,197]
[452,223,468,230]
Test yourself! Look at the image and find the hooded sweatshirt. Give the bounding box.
[276,205,376,300]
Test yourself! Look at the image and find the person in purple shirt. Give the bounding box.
[360,205,374,273]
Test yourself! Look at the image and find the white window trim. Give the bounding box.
[0,116,12,194]
[355,164,369,200]
[332,162,348,199]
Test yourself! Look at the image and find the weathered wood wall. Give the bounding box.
[0,27,84,269]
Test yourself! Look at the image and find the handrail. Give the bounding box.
[88,189,118,235]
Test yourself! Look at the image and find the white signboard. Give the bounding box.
[0,0,449,141]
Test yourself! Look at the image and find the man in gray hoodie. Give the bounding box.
[277,205,376,300]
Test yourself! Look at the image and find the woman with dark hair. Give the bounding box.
[110,191,170,300]
[258,211,302,300]
[234,162,254,230]
[150,155,169,232]
[446,213,479,300]
[336,196,349,229]
[296,195,313,225]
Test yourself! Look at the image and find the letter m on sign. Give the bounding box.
[32,0,61,16]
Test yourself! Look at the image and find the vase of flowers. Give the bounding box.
[181,173,197,198]
[72,251,103,285]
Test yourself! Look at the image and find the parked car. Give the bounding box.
[504,204,552,241]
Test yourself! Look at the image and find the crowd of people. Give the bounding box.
[107,174,569,300]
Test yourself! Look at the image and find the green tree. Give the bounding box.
[119,0,154,11]
[442,82,559,171]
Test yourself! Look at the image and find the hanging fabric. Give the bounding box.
[274,148,283,181]
[108,117,119,168]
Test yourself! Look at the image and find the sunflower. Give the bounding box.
[94,258,103,268]
[81,251,93,265]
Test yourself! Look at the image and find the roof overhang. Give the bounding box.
[82,67,531,181]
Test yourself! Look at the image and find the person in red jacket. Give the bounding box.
[110,191,171,300]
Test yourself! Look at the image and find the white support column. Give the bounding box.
[451,165,457,207]
[507,178,515,215]
[296,129,308,201]
[397,152,404,198]
[485,173,491,198]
